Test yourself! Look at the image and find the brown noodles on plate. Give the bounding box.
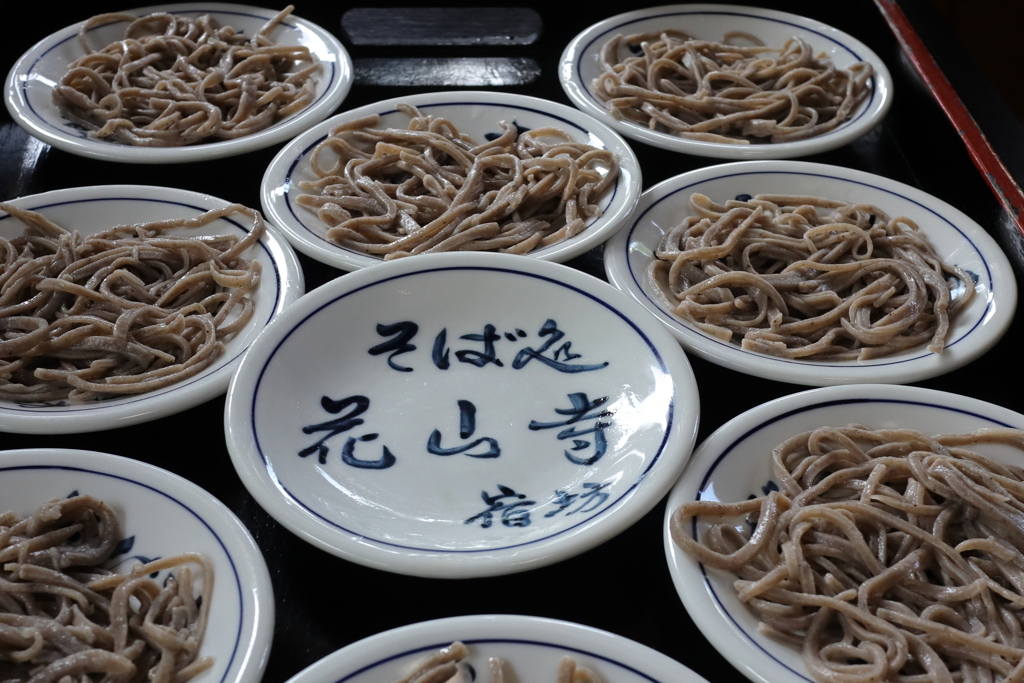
[295,103,620,259]
[0,494,212,683]
[673,425,1024,683]
[648,193,974,360]
[399,642,599,683]
[593,30,872,144]
[53,6,319,146]
[0,202,264,403]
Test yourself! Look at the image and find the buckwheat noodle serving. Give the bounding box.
[592,30,872,143]
[647,193,974,360]
[399,642,598,683]
[0,494,213,683]
[671,425,1024,683]
[295,103,620,258]
[53,6,319,146]
[0,202,263,402]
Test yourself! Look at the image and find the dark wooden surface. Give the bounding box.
[2,2,1023,683]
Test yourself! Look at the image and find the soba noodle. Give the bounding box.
[400,642,598,683]
[0,494,213,683]
[0,202,263,402]
[647,193,974,360]
[672,425,1024,683]
[294,103,620,258]
[592,30,872,143]
[53,6,319,146]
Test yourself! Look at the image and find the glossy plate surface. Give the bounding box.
[5,3,353,163]
[225,252,699,578]
[285,614,711,683]
[0,185,304,433]
[604,160,1016,385]
[0,448,274,683]
[663,384,1024,683]
[559,4,893,158]
[261,90,642,271]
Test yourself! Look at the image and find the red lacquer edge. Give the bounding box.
[873,0,1024,236]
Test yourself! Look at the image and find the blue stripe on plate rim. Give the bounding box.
[281,101,620,255]
[0,195,282,413]
[574,9,876,130]
[335,638,666,683]
[248,264,676,554]
[623,168,993,367]
[0,463,246,683]
[688,396,1018,682]
[22,8,338,140]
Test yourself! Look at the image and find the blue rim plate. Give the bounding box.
[0,448,274,683]
[283,614,711,683]
[604,160,1016,385]
[4,3,353,163]
[224,252,698,578]
[260,90,642,271]
[663,384,1024,683]
[0,185,304,434]
[559,4,893,159]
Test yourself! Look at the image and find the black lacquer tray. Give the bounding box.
[2,2,1023,683]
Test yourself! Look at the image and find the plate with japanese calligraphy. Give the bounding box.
[224,251,700,577]
[259,90,642,271]
[603,160,1016,386]
[286,614,711,683]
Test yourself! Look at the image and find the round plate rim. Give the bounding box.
[0,183,304,434]
[558,3,894,159]
[259,89,642,272]
[4,2,353,163]
[662,383,1024,683]
[283,614,711,683]
[603,159,1017,386]
[0,446,275,683]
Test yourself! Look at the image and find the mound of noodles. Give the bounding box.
[647,193,974,360]
[592,30,872,144]
[398,642,598,683]
[295,103,620,258]
[53,6,319,146]
[0,494,212,683]
[0,202,263,403]
[672,425,1024,683]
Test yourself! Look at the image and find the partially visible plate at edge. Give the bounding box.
[0,184,304,434]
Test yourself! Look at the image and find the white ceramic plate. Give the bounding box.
[225,252,699,578]
[559,4,893,158]
[663,384,1024,683]
[286,614,710,683]
[261,90,642,271]
[0,184,304,434]
[0,447,273,683]
[5,3,353,163]
[604,160,1016,385]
